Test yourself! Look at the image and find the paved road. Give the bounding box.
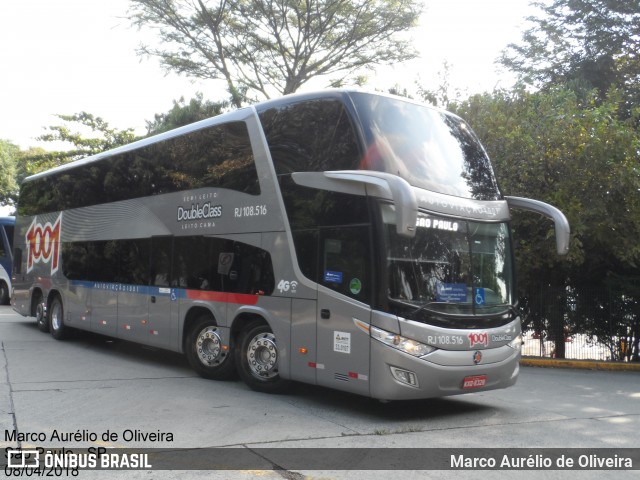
[1,306,638,479]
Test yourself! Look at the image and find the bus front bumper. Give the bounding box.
[369,340,520,401]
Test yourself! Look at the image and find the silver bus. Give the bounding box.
[12,90,569,400]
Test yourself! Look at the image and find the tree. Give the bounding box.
[128,0,422,107]
[145,93,228,135]
[24,112,138,172]
[0,140,19,209]
[500,0,640,110]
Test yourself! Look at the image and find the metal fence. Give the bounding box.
[519,286,640,362]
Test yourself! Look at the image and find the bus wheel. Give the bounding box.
[236,322,290,393]
[49,296,68,340]
[0,281,8,305]
[186,316,236,380]
[35,300,49,333]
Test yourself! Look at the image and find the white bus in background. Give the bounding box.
[12,90,569,400]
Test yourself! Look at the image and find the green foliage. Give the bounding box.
[451,87,640,359]
[453,87,640,288]
[145,93,228,135]
[38,112,137,159]
[0,140,19,208]
[128,0,423,107]
[500,0,640,111]
[21,112,138,176]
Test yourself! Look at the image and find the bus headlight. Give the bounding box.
[507,334,523,350]
[370,325,436,357]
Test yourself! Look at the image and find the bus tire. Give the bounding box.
[0,281,8,305]
[49,296,68,340]
[236,322,290,394]
[185,315,236,380]
[35,300,49,333]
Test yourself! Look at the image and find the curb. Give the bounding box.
[521,357,640,372]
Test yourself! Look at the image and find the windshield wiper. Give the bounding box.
[410,302,449,319]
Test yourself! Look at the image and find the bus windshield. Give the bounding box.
[351,92,501,201]
[382,204,515,321]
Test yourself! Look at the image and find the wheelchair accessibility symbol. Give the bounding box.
[474,288,485,305]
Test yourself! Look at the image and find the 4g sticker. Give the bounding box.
[277,279,299,294]
[26,214,62,274]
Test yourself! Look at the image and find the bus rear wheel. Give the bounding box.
[185,316,236,380]
[236,322,290,394]
[49,296,69,340]
[35,300,49,333]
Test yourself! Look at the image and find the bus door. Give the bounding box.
[315,226,372,396]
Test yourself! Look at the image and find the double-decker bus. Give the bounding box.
[12,90,569,400]
[0,216,15,304]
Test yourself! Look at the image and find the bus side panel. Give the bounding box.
[65,282,91,330]
[289,298,318,384]
[117,289,172,349]
[315,289,371,397]
[90,288,118,336]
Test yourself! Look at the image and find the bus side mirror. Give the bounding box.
[505,196,570,255]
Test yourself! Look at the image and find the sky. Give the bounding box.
[0,0,537,150]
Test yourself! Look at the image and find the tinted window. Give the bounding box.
[320,225,371,301]
[115,240,150,285]
[4,225,13,249]
[351,92,501,200]
[0,230,5,258]
[151,237,173,287]
[259,99,362,174]
[173,236,275,295]
[278,175,372,300]
[61,236,274,295]
[19,122,259,216]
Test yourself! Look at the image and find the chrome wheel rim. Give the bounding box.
[246,332,278,379]
[51,302,62,331]
[36,303,45,325]
[196,327,225,366]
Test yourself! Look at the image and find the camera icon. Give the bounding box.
[7,449,40,468]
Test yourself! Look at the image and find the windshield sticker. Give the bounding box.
[416,217,459,232]
[217,253,234,275]
[349,278,362,295]
[324,271,343,284]
[334,331,351,354]
[436,283,467,303]
[474,287,486,305]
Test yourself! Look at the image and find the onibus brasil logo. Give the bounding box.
[26,214,62,274]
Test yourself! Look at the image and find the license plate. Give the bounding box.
[462,375,487,389]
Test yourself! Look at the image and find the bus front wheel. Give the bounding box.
[0,281,9,305]
[236,322,290,394]
[185,315,236,380]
